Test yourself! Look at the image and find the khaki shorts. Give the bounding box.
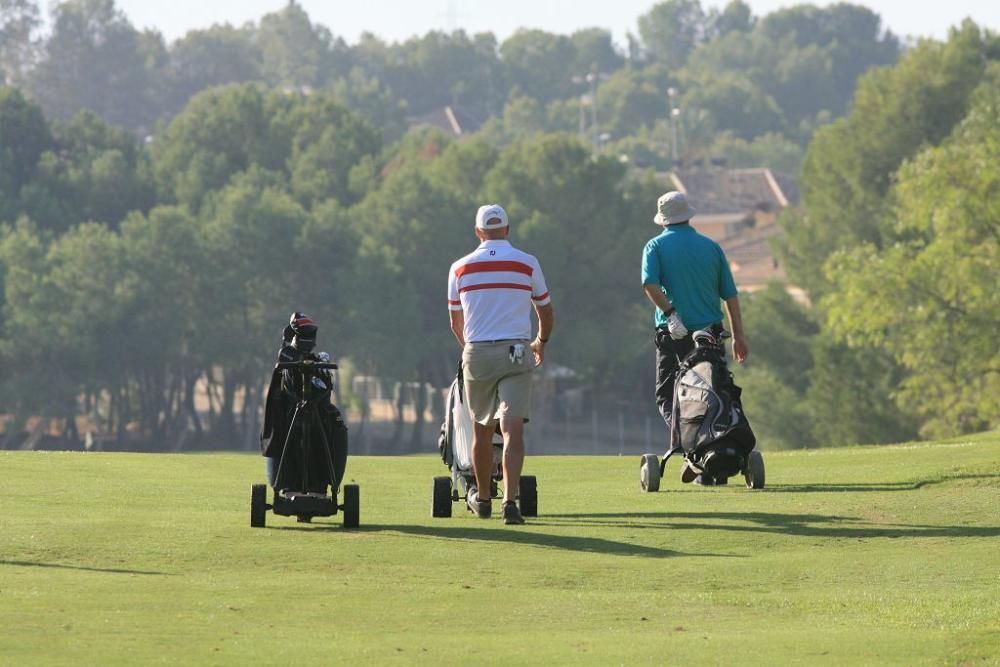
[462,340,534,425]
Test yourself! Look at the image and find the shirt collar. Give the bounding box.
[479,239,512,248]
[661,222,693,234]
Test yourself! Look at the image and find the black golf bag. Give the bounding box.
[260,315,348,494]
[670,330,756,480]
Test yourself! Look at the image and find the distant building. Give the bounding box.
[660,166,806,302]
[407,105,485,137]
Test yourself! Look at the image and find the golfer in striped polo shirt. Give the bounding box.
[447,204,555,525]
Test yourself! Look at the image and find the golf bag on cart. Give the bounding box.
[639,329,765,491]
[251,312,359,528]
[431,361,537,518]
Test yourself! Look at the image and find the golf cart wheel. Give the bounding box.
[250,484,267,528]
[639,454,661,492]
[519,475,538,517]
[342,484,360,528]
[744,450,765,489]
[432,476,453,518]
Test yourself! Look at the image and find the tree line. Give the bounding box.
[0,1,996,450]
[2,0,901,173]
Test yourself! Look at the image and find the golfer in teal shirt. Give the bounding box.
[641,191,749,474]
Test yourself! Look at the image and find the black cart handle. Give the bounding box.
[275,361,338,370]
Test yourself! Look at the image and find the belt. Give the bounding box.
[468,338,523,344]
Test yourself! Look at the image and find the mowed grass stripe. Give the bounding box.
[1,434,998,665]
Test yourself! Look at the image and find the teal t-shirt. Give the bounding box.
[641,223,738,329]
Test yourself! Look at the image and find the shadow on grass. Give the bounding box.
[766,472,1000,493]
[540,511,1000,540]
[0,559,169,575]
[269,523,739,559]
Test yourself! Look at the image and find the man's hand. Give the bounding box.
[667,311,688,340]
[530,338,546,366]
[732,333,749,364]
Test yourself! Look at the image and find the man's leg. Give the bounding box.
[499,416,525,502]
[654,329,679,432]
[471,421,495,501]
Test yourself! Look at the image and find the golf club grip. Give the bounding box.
[274,361,338,370]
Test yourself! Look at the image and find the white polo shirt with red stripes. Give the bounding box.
[447,240,550,343]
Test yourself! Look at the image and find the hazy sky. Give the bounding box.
[98,0,998,45]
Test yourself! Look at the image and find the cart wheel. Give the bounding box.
[432,476,453,518]
[343,484,360,528]
[640,454,661,492]
[519,475,538,517]
[250,484,267,528]
[744,450,765,489]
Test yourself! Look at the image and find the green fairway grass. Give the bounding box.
[2,435,999,665]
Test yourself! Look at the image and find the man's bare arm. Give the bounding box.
[723,296,749,364]
[643,283,672,314]
[449,310,465,347]
[530,302,554,365]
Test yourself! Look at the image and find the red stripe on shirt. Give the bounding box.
[458,283,532,293]
[448,299,461,305]
[531,291,549,302]
[454,261,533,278]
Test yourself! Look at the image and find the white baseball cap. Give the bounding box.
[475,204,509,229]
[653,191,696,225]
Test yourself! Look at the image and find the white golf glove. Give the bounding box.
[666,311,688,340]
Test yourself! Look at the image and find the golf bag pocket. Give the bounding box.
[677,386,709,452]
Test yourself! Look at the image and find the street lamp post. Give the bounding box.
[667,87,679,165]
[586,71,598,155]
[574,69,606,155]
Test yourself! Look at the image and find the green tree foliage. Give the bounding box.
[680,72,785,140]
[779,22,996,297]
[279,93,382,208]
[805,335,916,446]
[0,0,40,85]
[329,67,408,143]
[1,221,125,423]
[569,28,625,74]
[732,284,817,449]
[637,0,709,67]
[167,25,262,114]
[151,84,380,212]
[706,131,803,174]
[39,112,155,228]
[28,0,164,131]
[0,90,152,232]
[758,3,898,116]
[256,1,350,90]
[594,65,674,140]
[353,30,506,120]
[823,73,1000,437]
[0,86,51,222]
[501,29,580,105]
[711,0,755,36]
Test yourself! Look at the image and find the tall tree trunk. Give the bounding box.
[389,381,406,451]
[183,369,204,437]
[408,366,430,452]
